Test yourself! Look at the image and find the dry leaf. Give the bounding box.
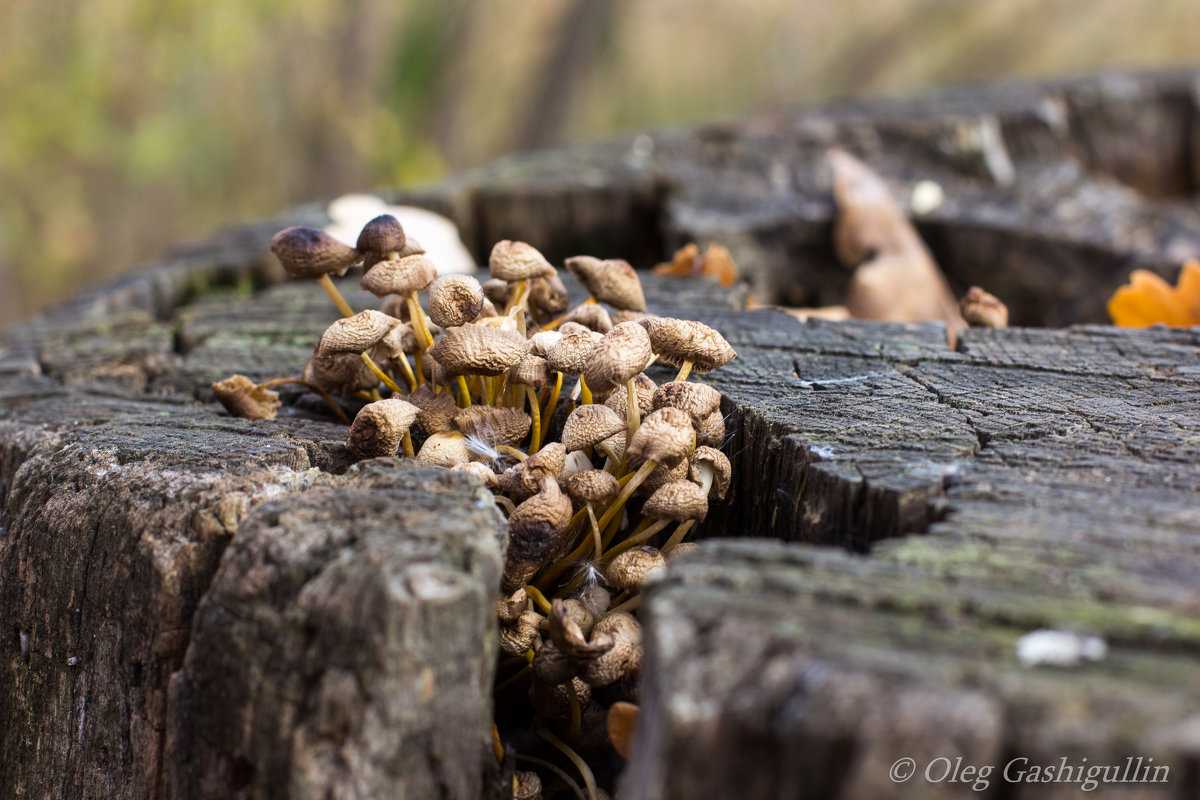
[653,243,739,287]
[1108,261,1200,327]
[606,700,639,758]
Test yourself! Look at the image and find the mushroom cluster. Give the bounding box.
[212,216,738,799]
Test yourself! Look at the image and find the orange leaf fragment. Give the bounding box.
[1108,261,1200,327]
[653,243,739,287]
[606,700,639,758]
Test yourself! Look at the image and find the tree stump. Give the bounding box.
[3,69,1200,799]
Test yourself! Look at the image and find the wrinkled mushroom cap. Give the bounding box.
[661,541,699,563]
[509,354,555,388]
[604,372,657,419]
[528,330,563,358]
[583,321,653,396]
[652,380,722,425]
[360,253,438,297]
[565,255,647,311]
[316,310,401,356]
[496,587,529,623]
[429,324,529,378]
[530,639,577,686]
[528,676,591,721]
[514,771,542,800]
[560,450,593,480]
[499,608,544,657]
[270,226,361,278]
[356,214,406,255]
[450,460,499,491]
[562,404,625,452]
[642,479,708,522]
[640,317,737,373]
[689,445,732,500]
[504,481,573,590]
[405,384,459,435]
[605,546,667,591]
[635,458,687,497]
[212,374,280,420]
[960,285,1009,328]
[489,240,556,282]
[546,329,602,375]
[548,598,605,661]
[697,407,726,449]
[347,398,419,458]
[565,469,621,505]
[627,406,695,468]
[302,351,378,395]
[564,302,613,333]
[454,405,532,448]
[581,612,641,687]
[500,442,566,498]
[530,274,570,315]
[428,274,485,328]
[416,430,472,467]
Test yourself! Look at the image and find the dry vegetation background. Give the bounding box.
[2,0,1198,327]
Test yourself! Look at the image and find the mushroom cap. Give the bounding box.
[530,274,570,315]
[373,319,415,360]
[960,285,1009,328]
[560,450,593,480]
[564,301,613,333]
[582,321,653,396]
[635,458,687,497]
[697,407,726,449]
[499,608,544,657]
[454,405,532,448]
[489,240,556,282]
[689,445,732,500]
[613,309,657,325]
[561,404,625,452]
[315,310,401,356]
[450,461,499,491]
[528,330,563,358]
[480,278,513,306]
[565,255,647,311]
[270,226,361,278]
[661,541,699,563]
[548,598,606,661]
[605,546,667,591]
[405,384,459,435]
[302,351,378,395]
[546,329,602,375]
[428,324,529,378]
[428,274,485,328]
[416,430,472,467]
[514,771,542,800]
[347,398,419,458]
[360,253,438,297]
[504,481,573,590]
[652,380,723,425]
[642,479,708,522]
[557,321,591,337]
[564,469,621,505]
[509,354,555,388]
[581,612,641,687]
[527,676,591,722]
[496,586,529,623]
[604,372,656,419]
[500,442,566,498]
[640,317,737,372]
[596,431,626,462]
[211,374,280,421]
[627,406,695,468]
[356,214,406,255]
[530,639,577,686]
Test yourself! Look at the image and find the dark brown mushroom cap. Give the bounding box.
[627,406,695,468]
[689,445,732,500]
[499,609,544,657]
[565,255,647,311]
[581,612,642,687]
[565,469,620,506]
[356,214,406,255]
[450,461,499,491]
[270,226,361,278]
[697,407,726,449]
[564,302,613,333]
[548,599,607,662]
[582,321,653,396]
[504,481,573,590]
[640,317,737,372]
[360,253,438,297]
[302,351,378,396]
[416,430,471,467]
[315,310,400,356]
[562,404,625,452]
[347,398,420,458]
[530,639,577,686]
[405,383,459,435]
[509,354,555,388]
[428,274,485,328]
[530,274,570,315]
[428,324,529,378]
[545,329,602,375]
[642,479,708,522]
[605,546,667,591]
[454,405,532,448]
[528,676,591,721]
[489,240,557,282]
[500,443,567,498]
[960,285,1009,328]
[604,372,657,419]
[211,374,280,420]
[652,380,722,425]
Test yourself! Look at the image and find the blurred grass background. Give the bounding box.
[2,0,1198,327]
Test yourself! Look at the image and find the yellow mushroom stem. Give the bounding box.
[601,517,671,563]
[567,682,583,739]
[526,387,542,453]
[455,376,474,408]
[491,724,505,765]
[661,519,697,551]
[586,503,602,560]
[359,351,406,395]
[579,376,593,405]
[540,371,563,443]
[256,378,350,424]
[605,592,641,615]
[535,296,596,333]
[625,377,641,441]
[504,279,529,316]
[537,729,598,800]
[393,351,418,392]
[674,359,695,382]
[523,584,553,614]
[496,445,528,462]
[592,459,658,538]
[316,273,356,317]
[536,470,639,592]
[401,430,415,459]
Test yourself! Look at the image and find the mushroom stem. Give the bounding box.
[527,386,542,453]
[407,292,437,349]
[674,359,695,382]
[537,730,598,800]
[538,470,639,591]
[535,296,596,333]
[540,371,563,443]
[625,377,641,441]
[455,376,474,408]
[661,519,696,550]
[256,378,350,424]
[579,376,593,405]
[401,430,416,459]
[586,503,602,560]
[593,459,658,535]
[523,584,553,614]
[359,351,405,395]
[494,495,516,516]
[316,274,357,318]
[605,593,641,615]
[496,445,529,462]
[602,518,670,563]
[393,351,418,392]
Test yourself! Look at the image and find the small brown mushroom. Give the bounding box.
[406,384,459,435]
[499,609,544,657]
[640,317,737,381]
[531,639,578,686]
[496,586,529,623]
[960,286,1009,328]
[546,329,603,377]
[528,676,591,722]
[563,302,613,333]
[696,407,726,449]
[562,404,625,452]
[514,770,543,800]
[605,546,667,591]
[661,541,699,563]
[270,226,361,279]
[627,407,695,470]
[356,214,407,270]
[652,380,722,426]
[315,310,401,357]
[302,351,379,396]
[565,255,647,311]
[530,273,570,316]
[416,430,472,467]
[427,274,485,328]
[689,445,732,500]
[528,330,564,358]
[454,405,532,448]
[347,398,420,459]
[211,374,281,420]
[581,612,641,687]
[489,240,557,282]
[504,480,573,591]
[429,324,529,378]
[603,373,656,419]
[360,253,438,298]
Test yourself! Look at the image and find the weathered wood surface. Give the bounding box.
[2,68,1200,799]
